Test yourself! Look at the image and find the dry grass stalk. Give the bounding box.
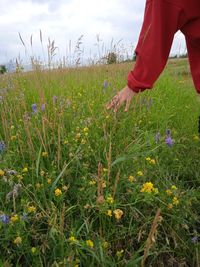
[24,123,35,155]
[96,162,105,205]
[141,208,162,267]
[35,126,47,152]
[106,141,112,182]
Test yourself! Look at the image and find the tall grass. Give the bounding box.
[0,38,199,267]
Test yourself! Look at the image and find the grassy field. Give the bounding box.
[0,58,200,266]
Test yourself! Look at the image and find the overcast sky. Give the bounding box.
[0,0,186,65]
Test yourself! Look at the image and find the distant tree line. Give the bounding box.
[0,65,7,74]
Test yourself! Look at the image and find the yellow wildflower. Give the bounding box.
[150,159,156,165]
[64,140,69,145]
[27,206,36,213]
[68,236,77,243]
[106,210,112,217]
[106,196,114,204]
[83,127,89,132]
[10,125,15,130]
[0,169,5,176]
[128,175,135,182]
[89,180,96,185]
[54,188,62,197]
[113,209,124,220]
[172,197,179,206]
[116,249,124,258]
[13,236,22,245]
[140,182,157,193]
[42,151,48,157]
[103,168,108,173]
[22,167,28,173]
[137,171,143,176]
[10,214,19,223]
[31,247,37,254]
[171,185,177,190]
[145,157,151,161]
[106,115,110,119]
[86,239,94,248]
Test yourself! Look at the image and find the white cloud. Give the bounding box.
[0,0,186,65]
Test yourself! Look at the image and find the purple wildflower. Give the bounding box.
[32,103,37,114]
[165,129,174,146]
[41,103,45,112]
[165,136,174,146]
[0,141,6,154]
[0,214,10,224]
[103,80,108,89]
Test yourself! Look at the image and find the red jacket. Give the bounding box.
[127,0,200,93]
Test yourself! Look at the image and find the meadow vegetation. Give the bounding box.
[0,58,200,266]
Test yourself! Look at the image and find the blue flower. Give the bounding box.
[0,141,6,154]
[0,214,10,224]
[103,80,108,89]
[32,103,37,114]
[165,136,174,146]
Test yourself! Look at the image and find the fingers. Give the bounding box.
[114,97,123,113]
[106,94,119,110]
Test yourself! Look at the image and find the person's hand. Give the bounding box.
[106,85,136,112]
